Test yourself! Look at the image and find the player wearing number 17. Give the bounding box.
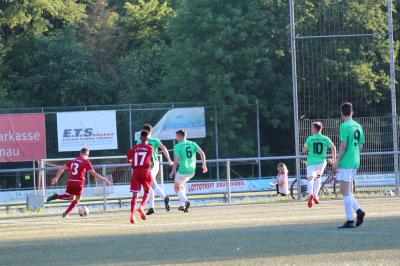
[303,122,336,208]
[127,130,155,224]
[170,130,207,212]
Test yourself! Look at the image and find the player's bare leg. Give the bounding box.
[63,195,81,218]
[307,176,314,208]
[313,175,321,204]
[130,192,138,224]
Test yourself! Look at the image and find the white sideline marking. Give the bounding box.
[1,211,400,238]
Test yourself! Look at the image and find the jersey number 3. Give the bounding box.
[134,152,147,166]
[71,163,79,175]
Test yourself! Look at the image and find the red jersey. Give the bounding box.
[127,143,154,169]
[66,157,93,183]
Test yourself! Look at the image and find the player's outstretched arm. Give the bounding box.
[88,170,112,185]
[51,165,68,185]
[159,143,173,166]
[198,148,208,174]
[169,156,179,179]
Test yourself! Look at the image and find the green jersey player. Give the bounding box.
[333,102,366,229]
[169,130,207,212]
[136,124,173,215]
[303,122,336,208]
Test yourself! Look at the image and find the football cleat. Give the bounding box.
[138,207,147,220]
[178,206,185,212]
[184,201,191,213]
[308,195,314,208]
[164,196,171,212]
[62,213,69,218]
[356,209,365,227]
[47,193,58,203]
[338,221,355,229]
[146,208,155,216]
[313,196,320,204]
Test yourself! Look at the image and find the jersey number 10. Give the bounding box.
[313,142,323,155]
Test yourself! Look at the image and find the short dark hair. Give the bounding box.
[176,130,187,137]
[80,147,89,155]
[141,130,150,138]
[341,102,353,116]
[312,122,323,132]
[142,124,152,132]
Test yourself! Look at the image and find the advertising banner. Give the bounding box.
[57,111,118,152]
[0,114,46,162]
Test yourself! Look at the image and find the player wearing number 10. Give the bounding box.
[170,130,207,212]
[47,148,111,218]
[303,122,336,208]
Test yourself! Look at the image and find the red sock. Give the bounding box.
[131,196,138,216]
[140,191,150,207]
[57,194,71,200]
[64,200,78,215]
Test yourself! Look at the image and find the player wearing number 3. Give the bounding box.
[303,122,336,208]
[127,130,155,224]
[47,148,112,218]
[170,130,207,212]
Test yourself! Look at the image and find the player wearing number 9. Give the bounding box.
[170,129,207,213]
[47,148,112,218]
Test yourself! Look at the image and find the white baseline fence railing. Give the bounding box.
[0,151,399,205]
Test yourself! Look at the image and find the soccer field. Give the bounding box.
[1,198,400,265]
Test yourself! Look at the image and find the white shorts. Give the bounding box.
[307,161,327,178]
[175,172,195,185]
[337,169,358,182]
[150,162,160,182]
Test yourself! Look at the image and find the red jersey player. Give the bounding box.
[127,130,154,224]
[47,148,111,218]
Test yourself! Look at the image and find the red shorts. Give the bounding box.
[130,168,152,193]
[66,181,84,196]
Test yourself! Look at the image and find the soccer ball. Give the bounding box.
[383,189,394,197]
[78,206,89,217]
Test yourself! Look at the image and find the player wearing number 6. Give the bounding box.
[303,122,336,208]
[170,130,207,212]
[47,148,112,218]
[127,130,155,224]
[333,102,366,229]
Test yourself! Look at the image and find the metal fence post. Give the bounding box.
[102,165,107,211]
[388,0,399,196]
[129,104,133,148]
[256,100,262,179]
[226,160,232,204]
[214,107,220,181]
[289,0,302,200]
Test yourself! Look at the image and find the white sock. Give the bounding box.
[148,190,155,209]
[351,194,360,212]
[154,185,166,199]
[307,179,314,196]
[343,196,354,221]
[313,178,321,196]
[177,189,187,206]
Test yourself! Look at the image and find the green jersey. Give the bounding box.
[174,140,200,175]
[304,134,333,165]
[339,119,365,169]
[136,138,161,163]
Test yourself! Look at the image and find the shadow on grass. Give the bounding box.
[0,216,399,265]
